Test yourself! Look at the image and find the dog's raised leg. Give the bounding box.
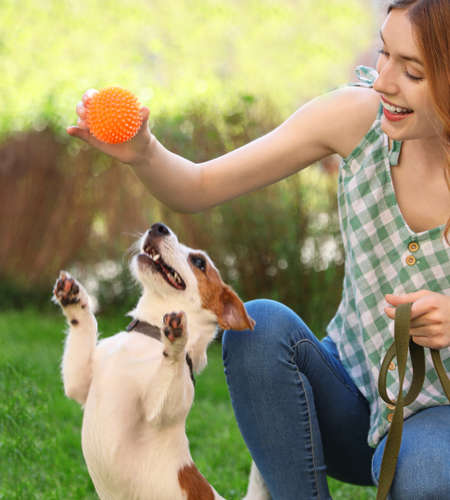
[160,311,222,500]
[144,311,194,425]
[53,271,97,406]
[162,311,188,360]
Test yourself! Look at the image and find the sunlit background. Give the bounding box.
[1,1,380,498]
[0,0,376,315]
[2,0,373,131]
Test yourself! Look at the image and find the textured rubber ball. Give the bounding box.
[86,87,142,144]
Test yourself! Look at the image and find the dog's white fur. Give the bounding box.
[243,462,271,500]
[54,223,255,500]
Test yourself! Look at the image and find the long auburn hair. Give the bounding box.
[388,0,450,241]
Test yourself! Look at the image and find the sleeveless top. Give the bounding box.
[327,66,450,447]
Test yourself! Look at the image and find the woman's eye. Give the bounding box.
[190,255,206,272]
[378,49,389,57]
[405,71,424,82]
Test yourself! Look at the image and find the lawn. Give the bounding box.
[0,308,376,499]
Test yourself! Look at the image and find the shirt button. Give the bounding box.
[388,361,396,371]
[406,255,416,266]
[386,403,396,410]
[387,413,394,423]
[408,241,419,252]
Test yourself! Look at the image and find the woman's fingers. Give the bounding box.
[66,126,91,142]
[76,101,87,121]
[82,88,98,105]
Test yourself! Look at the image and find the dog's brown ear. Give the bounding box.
[217,285,255,331]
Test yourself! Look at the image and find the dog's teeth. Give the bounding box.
[154,254,160,261]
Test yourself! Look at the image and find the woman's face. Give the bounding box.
[373,8,442,142]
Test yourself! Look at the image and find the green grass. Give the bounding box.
[0,309,376,499]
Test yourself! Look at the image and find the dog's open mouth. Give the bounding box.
[138,245,186,290]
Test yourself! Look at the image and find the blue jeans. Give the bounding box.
[222,299,450,500]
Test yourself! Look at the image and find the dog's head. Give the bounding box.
[131,222,255,332]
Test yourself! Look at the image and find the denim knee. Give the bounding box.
[372,406,450,499]
[222,298,311,381]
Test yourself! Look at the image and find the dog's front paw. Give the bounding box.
[53,271,87,309]
[162,311,187,357]
[163,311,186,342]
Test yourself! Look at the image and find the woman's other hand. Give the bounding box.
[385,290,450,349]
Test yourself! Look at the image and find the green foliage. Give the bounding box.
[0,277,54,312]
[0,309,376,499]
[0,0,373,319]
[0,3,378,496]
[0,0,372,138]
[0,91,345,333]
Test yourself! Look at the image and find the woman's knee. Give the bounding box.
[391,451,450,499]
[222,298,312,377]
[373,406,450,499]
[224,298,304,349]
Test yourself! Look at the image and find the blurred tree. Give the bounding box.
[0,0,370,325]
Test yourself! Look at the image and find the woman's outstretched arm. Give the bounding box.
[68,86,379,212]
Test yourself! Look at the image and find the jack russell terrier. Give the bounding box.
[53,222,255,500]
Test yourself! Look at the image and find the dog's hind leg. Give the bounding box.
[53,271,97,406]
[243,461,272,500]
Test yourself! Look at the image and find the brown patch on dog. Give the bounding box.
[189,256,255,331]
[178,463,214,500]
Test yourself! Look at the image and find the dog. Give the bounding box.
[243,463,271,500]
[53,222,255,500]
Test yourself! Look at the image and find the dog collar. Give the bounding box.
[126,319,161,340]
[126,318,195,386]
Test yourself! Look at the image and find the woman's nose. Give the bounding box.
[373,60,398,96]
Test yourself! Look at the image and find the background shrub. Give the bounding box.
[0,0,373,328]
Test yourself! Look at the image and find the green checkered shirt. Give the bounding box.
[327,66,450,447]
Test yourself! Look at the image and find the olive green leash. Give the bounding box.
[376,302,450,500]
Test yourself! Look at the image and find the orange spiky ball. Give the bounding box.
[86,87,142,144]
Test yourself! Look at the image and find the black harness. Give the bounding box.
[126,319,195,386]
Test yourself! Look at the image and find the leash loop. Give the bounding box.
[376,303,450,500]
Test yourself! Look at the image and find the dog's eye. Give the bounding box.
[190,255,206,272]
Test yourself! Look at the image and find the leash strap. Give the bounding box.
[376,303,450,500]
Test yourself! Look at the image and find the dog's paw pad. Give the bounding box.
[53,272,81,307]
[163,311,186,343]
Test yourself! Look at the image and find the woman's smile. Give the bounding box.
[381,96,414,122]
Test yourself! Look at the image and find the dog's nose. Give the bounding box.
[150,222,170,237]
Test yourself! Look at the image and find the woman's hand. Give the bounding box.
[66,89,153,167]
[385,290,450,349]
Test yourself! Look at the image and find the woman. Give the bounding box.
[68,1,449,497]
